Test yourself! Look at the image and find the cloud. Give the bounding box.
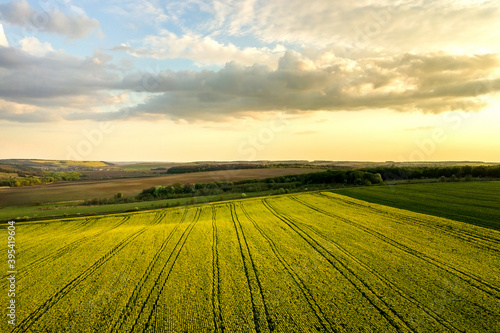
[0,98,58,122]
[114,30,284,67]
[106,0,168,27]
[0,24,8,46]
[0,0,99,39]
[159,0,500,55]
[0,45,129,122]
[110,51,500,121]
[20,36,53,56]
[1,37,499,124]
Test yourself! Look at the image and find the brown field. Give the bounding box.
[0,168,317,207]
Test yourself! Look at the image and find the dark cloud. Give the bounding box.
[0,0,99,39]
[0,46,122,102]
[0,45,126,122]
[0,46,499,123]
[115,51,500,121]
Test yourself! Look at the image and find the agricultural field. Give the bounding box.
[0,168,316,207]
[2,192,499,332]
[336,181,500,231]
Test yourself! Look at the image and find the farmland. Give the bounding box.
[336,181,500,231]
[0,168,317,207]
[2,192,499,332]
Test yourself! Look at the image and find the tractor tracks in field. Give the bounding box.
[274,199,464,331]
[12,211,166,333]
[317,192,500,252]
[125,208,202,332]
[239,204,338,333]
[13,216,132,282]
[263,198,416,333]
[211,206,225,333]
[229,203,275,333]
[16,218,98,256]
[109,208,188,333]
[290,195,500,301]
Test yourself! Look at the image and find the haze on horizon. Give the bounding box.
[0,0,499,163]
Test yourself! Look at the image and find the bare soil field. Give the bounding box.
[0,168,316,207]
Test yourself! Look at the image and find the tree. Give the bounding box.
[115,192,123,199]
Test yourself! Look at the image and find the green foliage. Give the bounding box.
[364,164,500,182]
[166,163,267,174]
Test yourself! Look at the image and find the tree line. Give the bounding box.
[362,165,500,182]
[136,170,384,200]
[165,163,311,174]
[81,164,500,206]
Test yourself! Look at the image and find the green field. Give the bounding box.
[0,190,275,222]
[335,181,500,231]
[2,192,499,332]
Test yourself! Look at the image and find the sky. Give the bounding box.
[0,0,499,162]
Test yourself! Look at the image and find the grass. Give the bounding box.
[3,192,498,332]
[334,181,500,231]
[0,190,276,221]
[0,172,18,180]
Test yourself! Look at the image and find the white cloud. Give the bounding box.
[20,37,54,57]
[107,0,168,27]
[117,30,285,67]
[158,0,500,55]
[0,0,99,39]
[0,24,8,47]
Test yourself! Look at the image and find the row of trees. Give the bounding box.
[80,165,500,206]
[166,163,268,174]
[136,165,500,202]
[136,170,385,201]
[362,165,500,182]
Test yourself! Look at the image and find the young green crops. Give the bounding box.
[2,192,499,332]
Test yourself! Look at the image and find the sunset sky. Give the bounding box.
[0,0,499,162]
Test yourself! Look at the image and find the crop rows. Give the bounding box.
[3,192,499,332]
